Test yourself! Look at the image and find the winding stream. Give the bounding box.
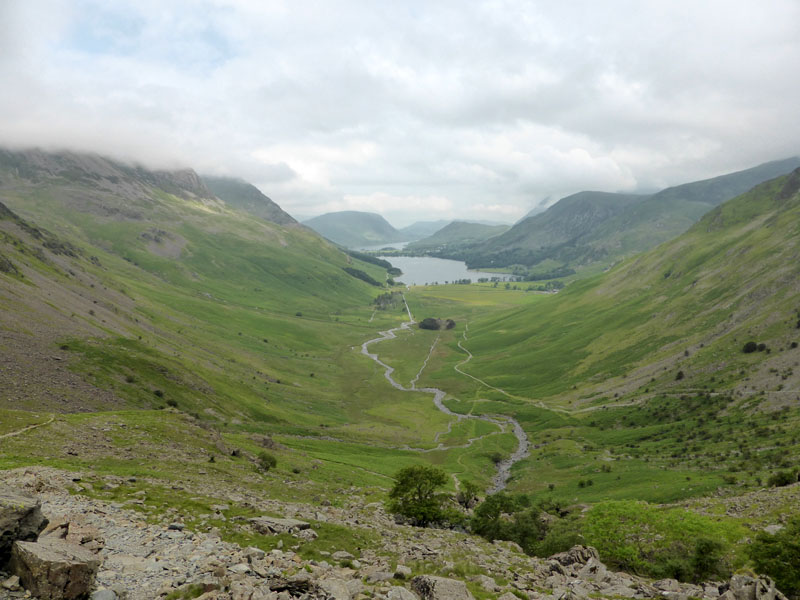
[361,296,529,493]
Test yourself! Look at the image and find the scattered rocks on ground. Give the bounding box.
[0,467,792,600]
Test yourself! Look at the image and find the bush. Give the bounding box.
[743,341,758,353]
[767,470,797,487]
[388,465,449,526]
[258,451,277,472]
[582,501,738,580]
[749,517,800,596]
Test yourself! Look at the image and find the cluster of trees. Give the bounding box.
[387,465,800,585]
[342,266,382,286]
[418,317,456,330]
[373,291,405,311]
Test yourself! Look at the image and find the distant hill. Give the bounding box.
[303,211,404,248]
[202,176,296,226]
[406,221,510,252]
[455,157,800,270]
[398,220,450,241]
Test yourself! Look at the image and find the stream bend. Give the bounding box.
[360,296,529,493]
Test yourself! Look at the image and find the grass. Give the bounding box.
[1,161,799,583]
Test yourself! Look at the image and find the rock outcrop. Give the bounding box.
[411,575,475,600]
[10,537,100,600]
[0,489,48,566]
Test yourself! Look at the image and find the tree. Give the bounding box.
[388,465,449,526]
[456,480,481,509]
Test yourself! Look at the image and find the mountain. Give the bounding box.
[457,157,800,271]
[405,221,510,252]
[0,147,392,415]
[457,167,800,404]
[397,220,450,241]
[202,175,297,225]
[303,210,404,247]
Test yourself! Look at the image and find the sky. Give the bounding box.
[1,1,799,227]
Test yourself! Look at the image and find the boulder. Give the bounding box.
[10,537,100,600]
[548,546,600,568]
[250,516,310,535]
[722,575,787,600]
[387,586,418,600]
[318,578,352,600]
[394,564,413,580]
[411,575,475,600]
[0,489,49,566]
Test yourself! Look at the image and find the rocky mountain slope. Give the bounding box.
[202,176,297,226]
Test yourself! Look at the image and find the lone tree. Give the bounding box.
[388,465,449,526]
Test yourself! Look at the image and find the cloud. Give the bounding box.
[0,0,798,224]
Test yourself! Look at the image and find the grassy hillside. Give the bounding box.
[456,157,800,273]
[392,169,800,504]
[0,147,524,501]
[406,221,510,252]
[303,210,405,248]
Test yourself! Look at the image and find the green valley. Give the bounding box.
[2,148,800,595]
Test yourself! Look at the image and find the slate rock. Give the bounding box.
[548,545,599,567]
[0,489,49,566]
[10,537,100,600]
[411,575,475,600]
[394,564,413,580]
[387,586,418,600]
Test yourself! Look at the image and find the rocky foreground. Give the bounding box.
[0,467,788,600]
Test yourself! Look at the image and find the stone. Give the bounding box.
[89,590,118,600]
[1,575,21,591]
[10,537,100,600]
[250,516,311,535]
[654,579,682,592]
[724,575,788,600]
[318,578,352,600]
[576,558,609,583]
[0,489,49,566]
[394,565,412,580]
[548,546,599,568]
[387,586,418,600]
[474,575,498,592]
[497,593,518,600]
[411,576,475,600]
[332,550,354,561]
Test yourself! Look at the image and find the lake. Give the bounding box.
[379,255,510,286]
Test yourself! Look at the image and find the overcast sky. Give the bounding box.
[1,1,799,227]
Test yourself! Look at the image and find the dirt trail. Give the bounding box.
[0,414,55,440]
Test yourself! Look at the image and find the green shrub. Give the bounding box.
[582,501,737,581]
[258,451,277,472]
[749,517,800,596]
[767,470,797,487]
[743,341,758,353]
